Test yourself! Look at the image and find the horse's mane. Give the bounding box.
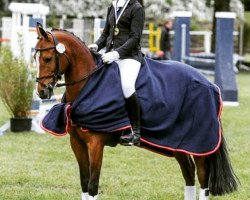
[51,28,87,47]
[51,28,99,63]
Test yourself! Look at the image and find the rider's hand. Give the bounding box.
[88,44,98,52]
[157,50,164,57]
[102,51,120,64]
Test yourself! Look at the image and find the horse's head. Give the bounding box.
[35,23,71,99]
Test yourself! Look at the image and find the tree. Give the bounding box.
[243,0,250,10]
[0,1,4,12]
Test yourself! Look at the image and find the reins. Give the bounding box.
[55,63,105,87]
[35,30,104,89]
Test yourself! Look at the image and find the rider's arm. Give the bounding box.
[116,5,145,58]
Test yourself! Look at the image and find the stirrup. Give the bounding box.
[119,129,141,146]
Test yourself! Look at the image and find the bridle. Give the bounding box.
[35,31,71,90]
[35,31,105,90]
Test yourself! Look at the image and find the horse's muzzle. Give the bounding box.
[38,88,54,99]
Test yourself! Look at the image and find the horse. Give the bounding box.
[34,23,238,200]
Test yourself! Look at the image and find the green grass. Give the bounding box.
[245,12,250,24]
[0,72,250,200]
[244,53,250,62]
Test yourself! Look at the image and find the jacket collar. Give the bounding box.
[112,0,136,7]
[112,0,126,8]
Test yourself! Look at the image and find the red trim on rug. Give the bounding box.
[80,125,131,133]
[139,85,223,157]
[111,125,131,132]
[40,121,67,136]
[80,128,89,132]
[41,104,72,136]
[41,85,223,157]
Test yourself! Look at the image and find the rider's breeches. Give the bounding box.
[115,59,141,98]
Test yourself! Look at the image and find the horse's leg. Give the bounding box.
[193,156,209,200]
[70,135,90,200]
[86,134,105,200]
[174,152,196,200]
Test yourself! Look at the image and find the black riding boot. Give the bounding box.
[119,92,141,146]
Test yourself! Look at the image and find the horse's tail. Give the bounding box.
[206,132,239,196]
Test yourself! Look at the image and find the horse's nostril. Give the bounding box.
[40,90,44,95]
[39,89,46,99]
[38,88,53,99]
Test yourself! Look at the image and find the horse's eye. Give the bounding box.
[44,57,52,63]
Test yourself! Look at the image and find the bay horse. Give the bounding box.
[34,23,238,200]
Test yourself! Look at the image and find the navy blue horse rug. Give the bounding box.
[42,57,223,157]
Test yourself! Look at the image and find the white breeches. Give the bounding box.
[115,59,141,98]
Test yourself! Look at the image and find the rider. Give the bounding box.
[88,0,145,146]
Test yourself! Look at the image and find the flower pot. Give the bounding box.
[10,118,32,132]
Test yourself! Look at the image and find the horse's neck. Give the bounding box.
[65,49,95,102]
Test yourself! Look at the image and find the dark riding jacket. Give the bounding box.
[95,0,145,63]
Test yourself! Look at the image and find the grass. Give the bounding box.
[244,53,250,62]
[0,72,250,200]
[245,12,250,24]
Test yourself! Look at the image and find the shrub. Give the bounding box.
[0,46,34,118]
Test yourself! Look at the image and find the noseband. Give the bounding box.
[35,31,71,90]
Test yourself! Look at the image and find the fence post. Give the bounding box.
[215,12,238,105]
[173,11,192,61]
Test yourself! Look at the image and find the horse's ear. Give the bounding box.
[36,22,48,40]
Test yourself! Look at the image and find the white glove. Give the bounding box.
[88,43,98,52]
[101,51,120,64]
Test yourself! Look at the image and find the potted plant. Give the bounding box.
[0,46,34,132]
